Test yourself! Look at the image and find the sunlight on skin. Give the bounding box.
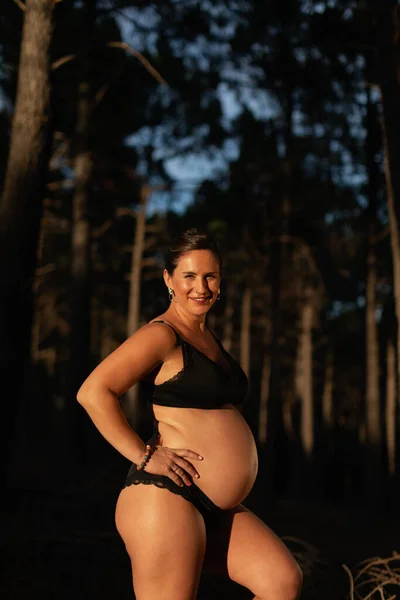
[163,250,221,330]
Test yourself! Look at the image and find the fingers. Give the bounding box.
[149,447,204,487]
[170,450,203,486]
[173,448,204,461]
[174,457,200,480]
[168,464,193,487]
[166,464,184,487]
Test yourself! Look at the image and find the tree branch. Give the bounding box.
[12,0,26,11]
[141,257,160,268]
[46,178,74,190]
[51,54,76,70]
[107,41,167,85]
[35,264,57,278]
[92,219,113,239]
[372,225,390,244]
[94,63,126,106]
[49,138,69,171]
[144,235,158,250]
[117,207,136,218]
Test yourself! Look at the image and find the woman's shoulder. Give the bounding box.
[147,316,182,345]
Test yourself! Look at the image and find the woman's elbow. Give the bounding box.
[76,379,96,405]
[76,385,88,405]
[76,379,116,406]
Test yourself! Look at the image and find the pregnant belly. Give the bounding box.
[154,404,259,509]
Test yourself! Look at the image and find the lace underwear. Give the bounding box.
[123,464,222,519]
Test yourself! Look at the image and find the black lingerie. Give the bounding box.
[123,432,222,519]
[122,320,249,517]
[149,320,248,409]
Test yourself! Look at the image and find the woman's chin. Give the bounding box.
[187,300,212,314]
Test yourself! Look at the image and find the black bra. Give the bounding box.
[148,320,248,409]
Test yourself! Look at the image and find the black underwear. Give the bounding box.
[123,433,222,520]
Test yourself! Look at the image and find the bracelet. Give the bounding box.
[137,444,156,471]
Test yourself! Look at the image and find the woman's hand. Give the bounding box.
[144,446,203,487]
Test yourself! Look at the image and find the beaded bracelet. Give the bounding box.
[137,444,156,471]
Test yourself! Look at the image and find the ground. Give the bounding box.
[1,460,398,600]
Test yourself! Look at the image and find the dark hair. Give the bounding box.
[164,228,222,275]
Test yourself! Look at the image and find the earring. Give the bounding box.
[216,289,221,300]
[168,287,174,302]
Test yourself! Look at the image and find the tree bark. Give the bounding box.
[66,78,93,463]
[295,292,314,457]
[365,86,381,449]
[386,338,396,475]
[122,184,149,428]
[366,232,381,446]
[258,321,271,444]
[322,348,334,430]
[263,75,294,502]
[376,1,400,390]
[0,0,55,477]
[365,239,381,445]
[65,0,98,464]
[240,288,252,377]
[222,283,235,352]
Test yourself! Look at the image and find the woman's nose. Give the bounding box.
[195,278,209,293]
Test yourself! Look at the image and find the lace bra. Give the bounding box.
[148,320,248,409]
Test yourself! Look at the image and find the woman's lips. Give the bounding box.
[189,297,210,303]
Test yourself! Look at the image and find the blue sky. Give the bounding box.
[116,6,280,215]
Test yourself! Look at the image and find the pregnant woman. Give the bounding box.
[77,228,302,600]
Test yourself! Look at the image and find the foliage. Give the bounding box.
[0,0,399,509]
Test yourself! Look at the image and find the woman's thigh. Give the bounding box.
[115,484,206,600]
[204,505,302,599]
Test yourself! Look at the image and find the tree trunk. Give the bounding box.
[258,321,271,444]
[382,110,400,398]
[65,0,101,467]
[240,288,252,377]
[222,283,235,352]
[376,1,400,390]
[66,76,93,463]
[365,85,381,450]
[0,0,55,478]
[122,184,149,428]
[365,233,381,450]
[295,293,314,457]
[322,348,334,430]
[263,78,294,504]
[386,338,396,476]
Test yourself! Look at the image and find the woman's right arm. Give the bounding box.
[76,322,176,464]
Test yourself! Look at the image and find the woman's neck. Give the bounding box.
[167,304,207,334]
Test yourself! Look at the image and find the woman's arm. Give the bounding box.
[76,322,177,463]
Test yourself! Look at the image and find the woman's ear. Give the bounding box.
[163,269,171,288]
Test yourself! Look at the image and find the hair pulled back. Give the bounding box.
[164,228,222,275]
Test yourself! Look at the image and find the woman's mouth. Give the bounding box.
[189,297,210,304]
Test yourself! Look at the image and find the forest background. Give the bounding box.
[1,1,400,599]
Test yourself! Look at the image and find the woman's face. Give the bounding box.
[164,250,221,316]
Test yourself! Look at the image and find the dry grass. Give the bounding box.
[343,552,400,600]
[282,536,349,599]
[282,537,400,600]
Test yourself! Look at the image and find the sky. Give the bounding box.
[116,5,279,216]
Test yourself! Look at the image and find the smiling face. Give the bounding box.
[164,250,221,317]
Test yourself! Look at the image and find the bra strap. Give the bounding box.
[151,320,182,346]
